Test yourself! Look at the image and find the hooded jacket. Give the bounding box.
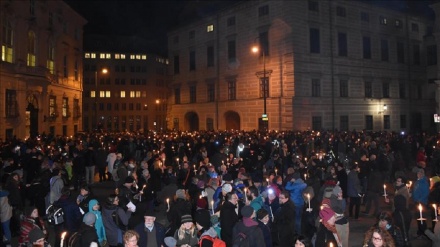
[88,199,106,244]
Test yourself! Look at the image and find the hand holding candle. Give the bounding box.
[306,193,311,211]
[166,198,170,211]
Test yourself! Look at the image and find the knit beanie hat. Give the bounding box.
[176,189,186,199]
[197,198,208,209]
[320,207,335,222]
[241,205,254,218]
[29,228,45,243]
[195,210,211,229]
[222,183,233,193]
[83,212,96,225]
[332,185,342,196]
[257,208,269,220]
[181,214,193,224]
[323,186,335,199]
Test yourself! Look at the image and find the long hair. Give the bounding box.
[177,221,196,240]
[363,226,395,247]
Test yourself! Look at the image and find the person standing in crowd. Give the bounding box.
[28,228,51,247]
[88,199,107,246]
[220,192,240,247]
[123,230,140,247]
[330,185,349,247]
[294,235,312,247]
[95,145,108,182]
[363,226,396,247]
[77,184,94,214]
[0,189,12,245]
[272,190,296,247]
[84,146,96,185]
[174,214,198,247]
[347,164,362,220]
[167,189,192,237]
[134,209,166,247]
[412,168,429,237]
[392,177,410,211]
[102,194,132,247]
[232,206,265,247]
[315,206,341,247]
[18,207,47,246]
[284,172,306,234]
[377,211,404,247]
[75,212,99,247]
[53,187,82,247]
[195,209,219,247]
[256,208,272,247]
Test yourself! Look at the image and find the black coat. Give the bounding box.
[232,221,265,247]
[220,200,239,247]
[272,200,295,247]
[76,223,99,246]
[167,198,192,236]
[315,223,338,247]
[134,221,166,247]
[258,220,272,247]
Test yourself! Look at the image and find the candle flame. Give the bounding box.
[166,198,169,203]
[434,204,437,209]
[307,193,310,198]
[419,203,423,211]
[384,184,386,189]
[61,231,67,239]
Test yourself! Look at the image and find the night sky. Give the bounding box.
[65,0,435,55]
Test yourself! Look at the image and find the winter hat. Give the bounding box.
[124,176,134,184]
[197,198,208,209]
[222,174,233,182]
[222,183,233,193]
[144,208,155,217]
[83,212,96,225]
[332,185,342,196]
[164,236,177,247]
[241,205,254,218]
[25,206,37,217]
[319,207,335,222]
[292,172,301,180]
[195,210,211,229]
[29,228,45,243]
[176,189,186,199]
[323,186,335,199]
[257,208,269,220]
[181,214,193,224]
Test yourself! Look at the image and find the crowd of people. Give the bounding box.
[1,129,440,247]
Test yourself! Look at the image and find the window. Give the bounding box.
[397,42,405,64]
[106,91,111,98]
[100,91,105,98]
[130,91,135,98]
[1,18,13,63]
[91,91,96,98]
[174,55,180,74]
[340,116,349,131]
[427,45,437,65]
[62,97,68,117]
[121,103,126,111]
[363,36,371,59]
[260,77,269,98]
[206,118,214,131]
[382,82,389,98]
[73,99,80,118]
[413,44,420,65]
[207,24,214,32]
[400,115,407,129]
[361,12,369,22]
[207,46,214,67]
[121,116,126,129]
[63,55,68,77]
[49,96,57,118]
[365,81,372,98]
[395,19,402,28]
[47,43,55,74]
[189,85,196,103]
[258,5,269,17]
[189,51,196,71]
[310,28,320,53]
[411,23,419,32]
[380,16,387,25]
[27,31,36,67]
[381,39,389,61]
[312,116,322,131]
[207,84,215,102]
[189,30,195,39]
[129,103,134,111]
[120,91,125,98]
[308,1,319,12]
[174,88,181,104]
[136,103,141,110]
[228,40,236,62]
[173,118,179,130]
[384,115,390,129]
[365,115,373,130]
[340,80,348,97]
[338,32,347,57]
[5,89,17,117]
[74,60,79,80]
[399,83,406,99]
[227,16,235,26]
[312,79,320,97]
[228,80,236,100]
[336,6,346,17]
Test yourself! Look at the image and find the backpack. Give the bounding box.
[232,225,257,247]
[199,235,226,247]
[67,232,82,247]
[46,204,64,225]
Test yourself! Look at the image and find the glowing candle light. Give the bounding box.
[211,201,214,215]
[383,185,387,197]
[304,173,307,180]
[244,188,248,204]
[419,203,423,220]
[434,204,438,221]
[307,193,311,211]
[275,169,278,176]
[166,198,170,211]
[61,231,67,247]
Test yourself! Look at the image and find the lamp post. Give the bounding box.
[95,68,108,129]
[252,40,267,130]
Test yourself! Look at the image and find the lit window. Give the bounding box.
[100,91,105,98]
[207,24,214,32]
[121,54,126,59]
[142,55,147,60]
[106,53,111,59]
[100,53,105,59]
[27,31,36,67]
[136,55,141,60]
[106,91,111,98]
[120,91,126,98]
[91,53,96,58]
[380,16,387,25]
[130,55,135,59]
[136,91,141,97]
[130,91,135,98]
[91,91,96,98]
[1,18,14,63]
[85,53,90,58]
[115,54,120,59]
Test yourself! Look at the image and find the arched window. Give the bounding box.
[27,31,36,66]
[1,17,13,63]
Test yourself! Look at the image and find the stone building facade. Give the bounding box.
[167,0,437,132]
[0,0,86,140]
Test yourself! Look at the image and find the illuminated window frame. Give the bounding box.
[207,24,214,32]
[106,91,111,98]
[120,91,126,98]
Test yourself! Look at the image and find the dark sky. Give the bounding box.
[65,0,435,55]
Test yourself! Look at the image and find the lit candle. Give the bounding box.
[211,201,214,215]
[304,173,307,180]
[434,204,438,220]
[383,185,387,197]
[244,188,248,204]
[275,169,278,176]
[61,231,67,247]
[307,193,311,211]
[166,198,170,211]
[329,243,333,247]
[419,203,423,219]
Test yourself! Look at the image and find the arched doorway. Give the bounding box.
[26,94,39,138]
[184,112,199,131]
[224,111,240,130]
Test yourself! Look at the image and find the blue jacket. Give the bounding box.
[347,171,361,197]
[413,176,429,205]
[285,179,307,206]
[88,199,106,243]
[250,196,264,212]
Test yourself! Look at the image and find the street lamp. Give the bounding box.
[95,68,108,129]
[252,40,268,130]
